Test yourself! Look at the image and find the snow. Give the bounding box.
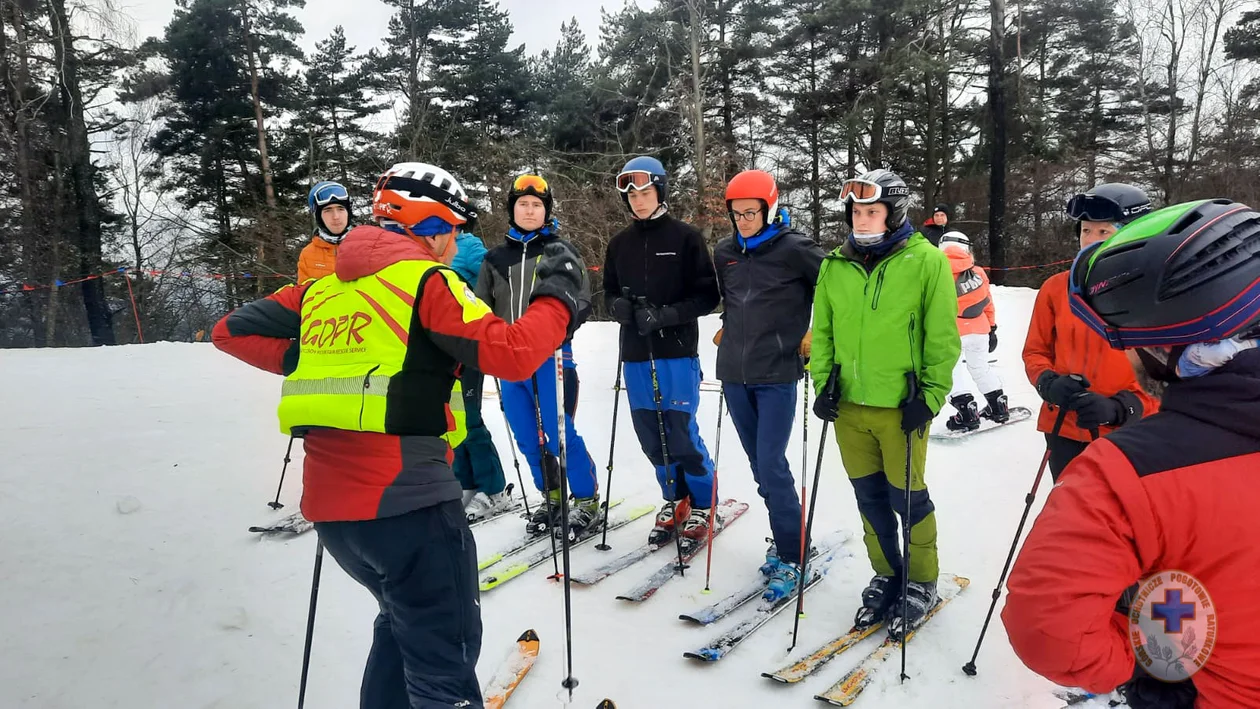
[1,285,1100,708]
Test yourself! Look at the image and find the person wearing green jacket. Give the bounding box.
[810,169,961,640]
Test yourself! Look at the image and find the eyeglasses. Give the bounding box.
[730,208,762,222]
[312,183,349,206]
[512,174,550,195]
[616,171,656,193]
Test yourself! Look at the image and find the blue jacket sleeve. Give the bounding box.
[452,233,488,288]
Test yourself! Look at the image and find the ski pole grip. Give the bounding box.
[1069,373,1091,390]
[823,364,841,399]
[904,371,920,404]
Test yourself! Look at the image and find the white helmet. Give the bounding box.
[938,230,971,253]
[372,162,477,236]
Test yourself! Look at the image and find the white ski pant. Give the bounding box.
[950,332,1002,399]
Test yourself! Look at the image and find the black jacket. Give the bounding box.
[714,227,825,384]
[602,214,720,362]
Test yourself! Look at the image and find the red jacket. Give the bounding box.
[1023,271,1159,442]
[213,225,570,522]
[1002,351,1260,706]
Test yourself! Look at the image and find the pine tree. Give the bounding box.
[533,18,597,154]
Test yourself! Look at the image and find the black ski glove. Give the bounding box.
[988,325,998,353]
[633,299,680,336]
[900,396,935,434]
[1118,664,1198,709]
[1070,390,1143,430]
[529,242,584,340]
[812,379,841,422]
[1036,371,1090,408]
[609,295,635,326]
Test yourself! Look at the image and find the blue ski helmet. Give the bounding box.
[308,181,352,241]
[616,156,668,215]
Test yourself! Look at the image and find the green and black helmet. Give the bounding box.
[1069,198,1260,349]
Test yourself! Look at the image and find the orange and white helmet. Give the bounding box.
[372,162,478,237]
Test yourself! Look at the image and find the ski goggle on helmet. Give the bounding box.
[512,173,551,197]
[840,177,910,204]
[1069,198,1260,350]
[616,171,658,192]
[309,181,349,211]
[1066,192,1152,223]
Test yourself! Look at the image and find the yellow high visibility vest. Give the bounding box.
[277,259,487,443]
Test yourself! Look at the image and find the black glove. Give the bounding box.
[900,396,935,434]
[988,325,998,353]
[1036,371,1089,407]
[529,242,583,339]
[1118,663,1197,709]
[633,299,679,336]
[813,380,841,422]
[609,296,635,326]
[1070,390,1143,430]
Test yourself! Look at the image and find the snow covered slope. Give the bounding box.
[1,286,1094,708]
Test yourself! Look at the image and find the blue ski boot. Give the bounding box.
[763,560,802,602]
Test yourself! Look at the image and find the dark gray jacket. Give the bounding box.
[714,227,825,384]
[476,230,592,338]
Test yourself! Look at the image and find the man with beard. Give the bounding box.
[1001,199,1260,708]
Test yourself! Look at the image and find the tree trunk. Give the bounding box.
[869,15,891,167]
[717,0,737,177]
[686,0,708,239]
[1186,0,1229,172]
[240,1,277,211]
[925,69,938,207]
[332,106,349,185]
[1162,0,1179,203]
[988,0,1008,283]
[809,28,822,241]
[49,0,115,345]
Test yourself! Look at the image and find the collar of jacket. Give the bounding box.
[837,221,915,264]
[1161,348,1260,440]
[507,219,558,244]
[736,207,792,252]
[631,212,672,231]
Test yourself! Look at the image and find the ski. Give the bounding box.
[249,510,312,536]
[595,701,617,709]
[931,407,1033,440]
[480,503,656,592]
[813,575,971,706]
[679,530,852,626]
[614,500,750,602]
[762,622,885,683]
[477,498,625,571]
[1052,688,1121,707]
[683,572,827,662]
[482,629,539,709]
[576,499,746,587]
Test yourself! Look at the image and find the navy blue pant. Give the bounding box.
[625,356,716,507]
[452,369,506,495]
[723,382,803,564]
[500,346,599,498]
[315,501,483,709]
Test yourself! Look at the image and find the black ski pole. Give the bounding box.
[899,371,924,682]
[297,539,324,709]
[961,404,1070,677]
[643,317,688,578]
[269,434,296,509]
[596,341,625,551]
[789,364,840,652]
[702,384,724,592]
[493,377,532,518]
[553,350,580,700]
[796,371,810,601]
[530,374,562,579]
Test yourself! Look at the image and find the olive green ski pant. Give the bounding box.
[833,401,939,583]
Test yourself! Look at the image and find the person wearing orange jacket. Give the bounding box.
[938,231,1009,432]
[1022,184,1160,480]
[296,181,351,283]
[1003,198,1260,708]
[212,162,584,709]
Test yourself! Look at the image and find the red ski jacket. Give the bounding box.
[1002,351,1260,707]
[213,226,570,522]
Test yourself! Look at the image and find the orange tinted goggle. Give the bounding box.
[512,174,550,195]
[616,171,655,192]
[840,179,883,203]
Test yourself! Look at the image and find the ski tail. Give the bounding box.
[595,701,617,709]
[482,629,540,709]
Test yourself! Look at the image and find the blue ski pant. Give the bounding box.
[722,382,803,564]
[452,369,507,495]
[315,501,483,709]
[624,356,716,508]
[499,348,599,499]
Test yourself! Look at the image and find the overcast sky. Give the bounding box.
[116,0,649,57]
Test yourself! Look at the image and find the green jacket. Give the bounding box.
[810,232,961,413]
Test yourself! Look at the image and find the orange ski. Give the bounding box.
[483,629,540,709]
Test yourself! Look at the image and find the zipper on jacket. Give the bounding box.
[360,364,381,429]
[514,246,530,323]
[871,258,892,310]
[908,313,919,379]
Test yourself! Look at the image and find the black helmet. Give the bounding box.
[507,173,554,230]
[1066,183,1153,232]
[842,169,912,233]
[1069,199,1260,349]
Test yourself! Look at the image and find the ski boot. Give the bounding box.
[678,504,719,553]
[648,498,691,546]
[465,488,514,523]
[886,579,939,640]
[853,574,899,629]
[759,538,780,577]
[525,490,564,536]
[946,394,981,432]
[763,560,802,602]
[980,389,1010,424]
[557,496,604,542]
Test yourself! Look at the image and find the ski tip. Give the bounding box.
[596,700,617,709]
[517,629,539,643]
